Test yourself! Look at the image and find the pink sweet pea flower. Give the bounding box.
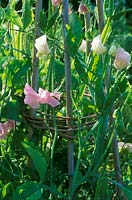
[78,3,88,14]
[24,83,60,109]
[0,120,15,140]
[39,88,60,107]
[51,0,62,7]
[24,83,40,109]
[114,48,131,70]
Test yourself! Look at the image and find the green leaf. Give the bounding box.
[0,7,5,25]
[1,98,24,121]
[42,184,68,200]
[54,60,65,82]
[13,181,43,200]
[74,56,88,84]
[0,77,2,91]
[46,9,59,31]
[123,187,132,199]
[101,18,111,44]
[2,182,12,199]
[22,142,46,182]
[104,87,115,113]
[38,9,47,32]
[6,6,23,29]
[111,8,132,21]
[22,0,32,30]
[66,13,83,57]
[12,63,30,86]
[94,79,105,112]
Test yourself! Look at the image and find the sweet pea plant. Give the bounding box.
[0,0,132,199]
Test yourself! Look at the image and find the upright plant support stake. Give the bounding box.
[96,0,123,198]
[27,0,42,169]
[62,0,74,190]
[30,0,42,137]
[84,12,91,57]
[96,0,105,33]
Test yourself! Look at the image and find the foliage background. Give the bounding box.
[0,0,132,199]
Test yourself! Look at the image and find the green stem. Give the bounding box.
[70,117,81,199]
[113,130,124,198]
[50,110,58,199]
[62,0,74,192]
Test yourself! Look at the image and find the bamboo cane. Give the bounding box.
[29,0,42,140]
[62,0,74,191]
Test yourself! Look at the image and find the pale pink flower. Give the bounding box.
[78,3,88,14]
[114,48,131,70]
[24,83,60,109]
[24,83,40,109]
[35,35,50,58]
[39,88,60,107]
[0,120,15,140]
[51,0,62,7]
[79,39,86,52]
[108,45,117,57]
[91,35,106,55]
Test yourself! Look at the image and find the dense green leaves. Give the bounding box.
[6,6,23,29]
[74,56,88,83]
[1,98,24,121]
[38,10,47,32]
[65,13,83,57]
[13,181,43,200]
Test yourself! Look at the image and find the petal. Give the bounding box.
[39,88,60,107]
[24,83,40,109]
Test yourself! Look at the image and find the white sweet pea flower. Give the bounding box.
[114,48,131,70]
[91,35,106,55]
[79,39,86,52]
[108,45,117,57]
[35,35,50,58]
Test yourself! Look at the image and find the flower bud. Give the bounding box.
[35,35,50,58]
[78,3,88,14]
[114,48,131,70]
[79,39,86,52]
[91,35,106,55]
[108,45,117,57]
[51,0,62,7]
